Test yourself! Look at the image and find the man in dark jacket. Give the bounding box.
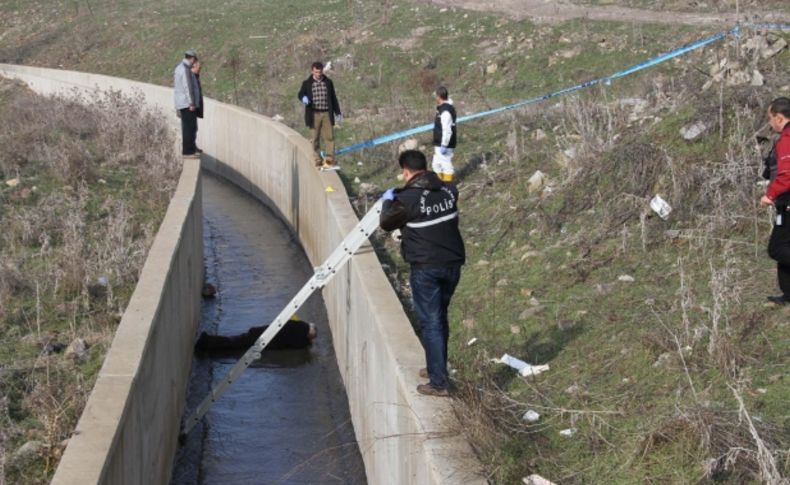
[195,318,317,352]
[297,62,342,168]
[380,150,465,396]
[760,97,790,305]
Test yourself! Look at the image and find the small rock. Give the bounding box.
[520,288,533,298]
[272,114,284,122]
[527,170,545,194]
[510,324,521,335]
[532,128,547,141]
[496,278,509,287]
[12,440,45,466]
[65,338,87,360]
[680,121,707,141]
[726,69,751,86]
[486,63,498,75]
[520,251,541,261]
[96,276,109,287]
[756,388,767,395]
[5,178,20,187]
[595,283,613,295]
[353,176,361,184]
[476,259,490,266]
[559,428,577,437]
[398,138,419,153]
[559,46,581,59]
[762,37,787,59]
[652,351,673,368]
[522,410,541,423]
[617,274,635,283]
[751,69,764,87]
[528,296,540,307]
[523,474,556,485]
[518,306,544,320]
[358,182,377,194]
[564,383,581,395]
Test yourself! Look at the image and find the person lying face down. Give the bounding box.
[195,319,317,351]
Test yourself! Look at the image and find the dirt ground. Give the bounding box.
[422,0,789,26]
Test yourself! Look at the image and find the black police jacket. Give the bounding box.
[380,171,465,268]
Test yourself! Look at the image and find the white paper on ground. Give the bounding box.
[650,195,672,220]
[497,353,550,377]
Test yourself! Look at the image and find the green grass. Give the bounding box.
[1,0,789,483]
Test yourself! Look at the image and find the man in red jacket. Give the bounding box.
[760,97,790,305]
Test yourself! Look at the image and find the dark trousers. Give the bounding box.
[180,108,198,155]
[410,265,461,390]
[768,210,790,297]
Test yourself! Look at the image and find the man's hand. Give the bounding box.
[760,195,774,207]
[440,146,449,156]
[189,105,196,112]
[301,96,309,105]
[382,188,396,201]
[336,113,343,123]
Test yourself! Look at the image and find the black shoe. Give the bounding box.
[195,332,210,349]
[767,295,789,305]
[195,147,203,154]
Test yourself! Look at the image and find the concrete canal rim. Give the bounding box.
[0,64,486,485]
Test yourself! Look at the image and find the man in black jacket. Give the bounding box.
[195,318,317,352]
[297,61,342,168]
[380,150,465,396]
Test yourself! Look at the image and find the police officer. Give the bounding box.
[432,86,457,182]
[760,97,790,305]
[380,150,465,396]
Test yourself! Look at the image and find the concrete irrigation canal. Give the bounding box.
[171,173,366,484]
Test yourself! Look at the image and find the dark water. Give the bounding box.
[171,173,367,485]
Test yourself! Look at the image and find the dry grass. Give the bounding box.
[0,78,180,484]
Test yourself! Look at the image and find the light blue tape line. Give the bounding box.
[743,22,790,31]
[337,25,745,157]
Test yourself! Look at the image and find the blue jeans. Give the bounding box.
[410,265,461,390]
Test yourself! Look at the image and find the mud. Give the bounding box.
[171,173,366,485]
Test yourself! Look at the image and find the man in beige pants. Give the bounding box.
[297,61,342,168]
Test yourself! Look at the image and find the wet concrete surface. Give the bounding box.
[171,173,367,485]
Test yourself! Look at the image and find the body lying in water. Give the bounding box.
[195,319,317,351]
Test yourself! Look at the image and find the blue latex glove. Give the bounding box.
[301,96,309,105]
[336,113,343,123]
[440,146,449,156]
[382,188,396,201]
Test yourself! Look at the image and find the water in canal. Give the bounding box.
[171,173,367,485]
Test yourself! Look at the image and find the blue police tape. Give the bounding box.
[336,22,789,157]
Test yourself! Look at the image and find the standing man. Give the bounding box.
[432,86,457,182]
[297,62,342,169]
[191,59,204,121]
[174,49,202,157]
[380,150,465,396]
[760,97,790,305]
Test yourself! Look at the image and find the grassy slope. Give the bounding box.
[1,0,788,483]
[0,80,179,484]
